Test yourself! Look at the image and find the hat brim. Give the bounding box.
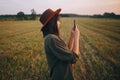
[42,8,61,27]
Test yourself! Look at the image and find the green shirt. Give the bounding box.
[44,34,78,80]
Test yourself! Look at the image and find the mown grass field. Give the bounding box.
[0,18,120,80]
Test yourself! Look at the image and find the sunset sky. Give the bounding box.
[0,0,120,15]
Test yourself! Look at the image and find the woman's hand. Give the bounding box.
[73,26,80,39]
[68,28,74,50]
[72,26,80,55]
[68,25,80,55]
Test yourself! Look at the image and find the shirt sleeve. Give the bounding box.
[47,35,79,64]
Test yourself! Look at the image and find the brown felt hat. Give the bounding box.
[39,8,61,27]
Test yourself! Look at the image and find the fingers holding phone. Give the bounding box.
[73,20,80,39]
[72,20,80,55]
[74,26,80,39]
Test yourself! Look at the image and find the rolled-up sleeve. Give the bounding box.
[46,35,79,64]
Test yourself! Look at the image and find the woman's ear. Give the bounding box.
[57,21,61,28]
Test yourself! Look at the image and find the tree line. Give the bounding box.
[92,12,120,19]
[0,9,38,20]
[0,11,120,20]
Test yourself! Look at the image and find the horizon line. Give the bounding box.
[0,12,120,16]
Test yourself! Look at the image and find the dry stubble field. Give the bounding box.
[0,18,120,80]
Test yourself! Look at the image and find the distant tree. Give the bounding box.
[31,9,36,20]
[103,12,116,17]
[16,11,25,20]
[111,12,116,16]
[93,14,102,18]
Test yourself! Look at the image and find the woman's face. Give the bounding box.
[57,20,61,28]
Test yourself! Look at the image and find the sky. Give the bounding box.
[0,0,120,15]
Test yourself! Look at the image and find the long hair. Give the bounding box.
[41,14,60,38]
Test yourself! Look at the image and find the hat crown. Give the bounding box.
[39,8,61,27]
[40,9,54,25]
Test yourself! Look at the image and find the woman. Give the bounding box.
[39,8,80,80]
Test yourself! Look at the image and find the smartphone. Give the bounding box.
[73,20,76,31]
